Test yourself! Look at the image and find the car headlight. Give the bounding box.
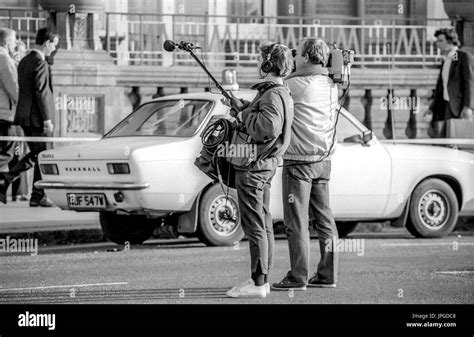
[39,163,59,175]
[107,163,130,174]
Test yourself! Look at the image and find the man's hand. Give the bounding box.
[221,92,244,120]
[221,93,243,109]
[43,120,54,133]
[229,108,239,118]
[460,107,473,121]
[423,109,433,122]
[220,98,239,118]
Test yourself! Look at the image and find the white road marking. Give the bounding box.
[435,271,474,275]
[380,243,474,247]
[0,282,128,292]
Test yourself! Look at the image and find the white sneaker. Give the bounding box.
[226,279,267,298]
[265,283,270,295]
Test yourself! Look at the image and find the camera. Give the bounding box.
[327,45,354,84]
[291,44,354,85]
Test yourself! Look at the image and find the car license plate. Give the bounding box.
[67,193,107,209]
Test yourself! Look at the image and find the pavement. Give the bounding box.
[0,201,100,234]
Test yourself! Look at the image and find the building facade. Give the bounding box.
[0,0,472,140]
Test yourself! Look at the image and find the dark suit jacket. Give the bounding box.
[430,49,474,120]
[14,50,54,128]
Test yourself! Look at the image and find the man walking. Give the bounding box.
[425,28,473,137]
[0,27,58,206]
[272,38,339,291]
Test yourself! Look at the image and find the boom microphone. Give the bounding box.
[163,40,201,52]
[163,40,178,52]
[161,40,239,113]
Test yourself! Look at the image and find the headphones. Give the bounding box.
[260,44,277,74]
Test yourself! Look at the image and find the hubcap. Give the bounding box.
[417,190,449,230]
[208,195,239,236]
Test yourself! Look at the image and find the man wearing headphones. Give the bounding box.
[272,37,339,291]
[225,42,294,298]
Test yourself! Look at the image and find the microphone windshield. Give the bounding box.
[163,40,176,52]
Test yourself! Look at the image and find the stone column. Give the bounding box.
[443,0,474,55]
[38,0,113,64]
[405,89,418,139]
[361,89,373,131]
[34,0,131,142]
[383,89,395,139]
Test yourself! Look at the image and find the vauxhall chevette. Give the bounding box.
[36,91,474,246]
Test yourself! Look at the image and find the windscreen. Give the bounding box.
[106,99,213,137]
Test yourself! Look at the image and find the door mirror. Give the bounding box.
[362,130,373,144]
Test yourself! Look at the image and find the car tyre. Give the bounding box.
[406,179,458,238]
[198,184,244,246]
[335,222,358,237]
[99,212,156,244]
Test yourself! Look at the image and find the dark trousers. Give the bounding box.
[429,100,457,138]
[23,127,46,201]
[235,167,276,275]
[2,127,46,202]
[9,155,22,196]
[0,121,14,168]
[282,160,338,284]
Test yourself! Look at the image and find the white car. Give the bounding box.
[37,92,474,246]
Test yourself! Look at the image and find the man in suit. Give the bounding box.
[0,27,58,206]
[425,28,473,137]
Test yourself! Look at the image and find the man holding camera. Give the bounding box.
[272,38,339,291]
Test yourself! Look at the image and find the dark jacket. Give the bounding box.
[239,81,294,171]
[429,48,474,119]
[14,50,54,128]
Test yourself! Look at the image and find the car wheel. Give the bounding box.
[198,184,244,246]
[336,222,358,237]
[406,179,459,238]
[99,212,156,244]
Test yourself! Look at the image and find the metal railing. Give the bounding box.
[103,13,458,68]
[0,9,459,69]
[0,7,47,49]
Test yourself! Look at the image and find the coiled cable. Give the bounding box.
[200,118,236,213]
[201,118,234,149]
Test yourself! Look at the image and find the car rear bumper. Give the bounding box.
[35,181,150,190]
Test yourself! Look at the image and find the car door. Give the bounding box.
[330,110,392,219]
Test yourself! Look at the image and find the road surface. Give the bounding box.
[1,234,473,304]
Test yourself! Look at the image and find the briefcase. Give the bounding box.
[446,118,474,138]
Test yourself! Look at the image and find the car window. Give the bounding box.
[106,100,213,137]
[336,112,363,142]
